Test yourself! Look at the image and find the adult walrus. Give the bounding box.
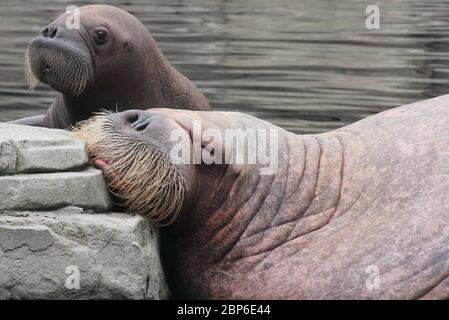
[72,94,449,299]
[13,5,210,129]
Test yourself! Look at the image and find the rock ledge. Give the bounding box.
[0,123,168,299]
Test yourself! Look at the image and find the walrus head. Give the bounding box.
[25,5,157,99]
[71,110,198,226]
[72,108,280,230]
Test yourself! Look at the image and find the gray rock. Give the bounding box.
[0,208,169,299]
[0,168,111,211]
[0,141,16,175]
[0,123,88,175]
[0,124,169,299]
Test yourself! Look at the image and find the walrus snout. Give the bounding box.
[25,24,94,97]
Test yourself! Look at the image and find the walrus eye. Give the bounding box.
[94,29,109,45]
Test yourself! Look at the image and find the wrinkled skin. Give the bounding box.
[13,5,210,129]
[97,94,449,299]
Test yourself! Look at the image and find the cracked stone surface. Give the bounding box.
[0,124,168,299]
[0,209,168,299]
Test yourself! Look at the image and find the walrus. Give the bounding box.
[72,94,449,299]
[13,4,210,129]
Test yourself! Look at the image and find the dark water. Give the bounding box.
[2,0,449,133]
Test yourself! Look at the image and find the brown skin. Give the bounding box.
[94,94,449,299]
[12,5,210,129]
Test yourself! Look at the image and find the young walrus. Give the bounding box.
[72,94,449,299]
[13,5,210,129]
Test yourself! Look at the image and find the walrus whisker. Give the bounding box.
[26,43,94,98]
[24,48,39,90]
[70,113,186,226]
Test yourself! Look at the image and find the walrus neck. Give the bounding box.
[52,57,208,127]
[48,94,99,127]
[49,63,181,127]
[221,132,345,263]
[150,54,211,110]
[165,131,346,267]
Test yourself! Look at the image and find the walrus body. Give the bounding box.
[74,94,449,299]
[14,5,210,129]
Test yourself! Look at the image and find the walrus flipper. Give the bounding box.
[10,115,45,127]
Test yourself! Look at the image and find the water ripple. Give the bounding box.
[1,0,449,133]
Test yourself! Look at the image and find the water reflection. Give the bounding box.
[1,0,449,133]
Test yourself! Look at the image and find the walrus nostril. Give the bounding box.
[49,26,58,38]
[134,122,148,132]
[41,27,49,37]
[41,24,58,38]
[121,114,139,126]
[131,112,153,132]
[128,115,139,124]
[120,111,152,131]
[133,116,150,131]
